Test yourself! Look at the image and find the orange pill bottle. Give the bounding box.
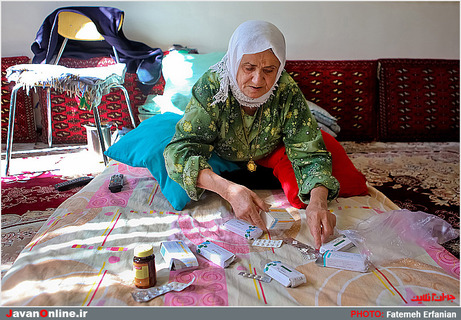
[133,244,157,289]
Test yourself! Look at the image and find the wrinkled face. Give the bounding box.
[236,49,281,99]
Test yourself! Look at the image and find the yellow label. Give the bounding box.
[134,264,149,280]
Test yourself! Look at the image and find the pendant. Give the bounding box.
[247,159,257,172]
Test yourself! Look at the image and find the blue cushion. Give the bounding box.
[105,112,239,210]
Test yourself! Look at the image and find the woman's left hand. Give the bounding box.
[305,186,335,250]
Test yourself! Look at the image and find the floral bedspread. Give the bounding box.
[1,161,459,306]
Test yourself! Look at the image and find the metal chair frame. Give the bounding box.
[5,10,137,175]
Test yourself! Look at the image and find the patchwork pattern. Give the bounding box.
[1,56,36,142]
[378,59,460,142]
[165,260,228,306]
[1,162,459,306]
[38,57,165,144]
[285,60,378,141]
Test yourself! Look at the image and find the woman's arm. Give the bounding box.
[163,72,220,201]
[305,185,336,249]
[279,73,340,248]
[197,169,270,230]
[164,71,270,227]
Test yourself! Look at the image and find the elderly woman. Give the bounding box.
[164,20,339,249]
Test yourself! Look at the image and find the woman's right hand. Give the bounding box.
[197,169,269,230]
[224,183,270,230]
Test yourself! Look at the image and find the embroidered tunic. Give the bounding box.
[163,69,339,203]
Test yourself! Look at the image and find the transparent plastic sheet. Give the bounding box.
[338,209,459,268]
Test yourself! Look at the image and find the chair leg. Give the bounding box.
[114,84,137,129]
[46,37,67,146]
[46,88,53,147]
[92,105,109,166]
[4,85,21,176]
[54,38,68,65]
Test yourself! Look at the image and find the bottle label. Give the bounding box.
[134,263,149,281]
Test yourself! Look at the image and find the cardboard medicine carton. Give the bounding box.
[160,240,198,270]
[263,261,306,287]
[196,240,235,268]
[223,219,263,240]
[319,234,354,254]
[261,208,295,230]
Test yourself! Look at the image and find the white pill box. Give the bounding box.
[263,261,307,288]
[223,219,263,240]
[261,208,295,230]
[319,234,354,254]
[196,240,235,268]
[160,240,198,270]
[316,250,369,273]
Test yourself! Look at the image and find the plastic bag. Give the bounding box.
[339,209,459,268]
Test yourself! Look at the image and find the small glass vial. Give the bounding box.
[133,244,157,288]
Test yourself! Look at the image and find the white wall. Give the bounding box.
[1,1,459,60]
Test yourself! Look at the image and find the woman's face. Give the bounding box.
[236,49,281,99]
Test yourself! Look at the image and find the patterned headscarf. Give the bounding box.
[210,20,286,108]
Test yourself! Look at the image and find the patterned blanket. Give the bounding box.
[1,161,459,306]
[6,63,126,110]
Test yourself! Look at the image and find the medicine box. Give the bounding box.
[319,234,354,254]
[223,219,263,240]
[316,250,369,273]
[160,240,198,270]
[196,240,235,268]
[263,261,306,288]
[261,208,295,230]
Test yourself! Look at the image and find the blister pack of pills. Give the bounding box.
[283,237,320,260]
[252,239,283,248]
[131,276,196,302]
[238,271,272,283]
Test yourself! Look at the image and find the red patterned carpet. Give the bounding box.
[343,141,459,257]
[2,171,81,215]
[1,146,105,277]
[1,170,85,273]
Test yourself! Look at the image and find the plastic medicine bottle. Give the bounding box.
[133,244,157,288]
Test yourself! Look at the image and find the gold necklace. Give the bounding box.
[240,106,264,172]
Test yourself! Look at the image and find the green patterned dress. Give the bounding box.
[163,69,339,204]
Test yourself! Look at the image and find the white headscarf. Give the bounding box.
[210,20,286,108]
